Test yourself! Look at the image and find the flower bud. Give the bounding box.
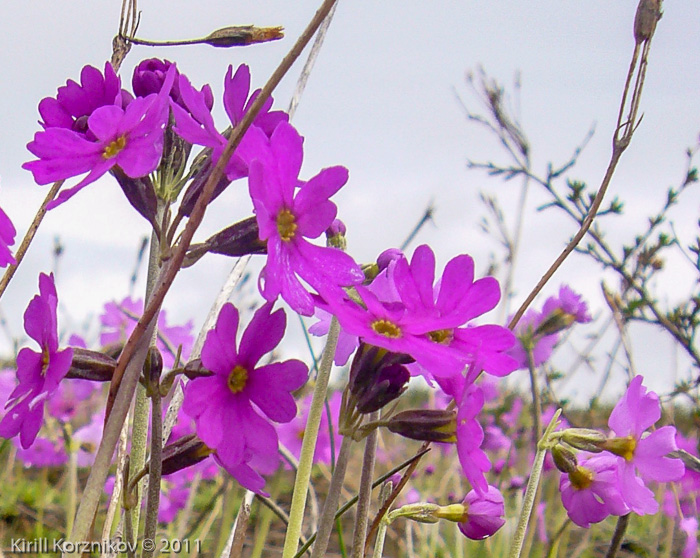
[184,216,266,268]
[161,434,214,476]
[349,344,412,414]
[385,408,457,443]
[560,428,607,452]
[144,346,163,392]
[66,348,117,382]
[326,219,347,251]
[204,25,284,48]
[388,503,441,524]
[183,358,214,380]
[551,444,579,474]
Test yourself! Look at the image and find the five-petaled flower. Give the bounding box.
[0,273,73,448]
[606,375,685,515]
[23,65,176,209]
[183,302,307,493]
[249,121,364,315]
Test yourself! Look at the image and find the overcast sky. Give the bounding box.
[0,1,698,401]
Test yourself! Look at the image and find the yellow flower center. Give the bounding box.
[276,209,298,242]
[41,346,50,377]
[103,135,127,159]
[370,319,402,339]
[428,328,454,345]
[569,466,595,490]
[227,365,249,394]
[603,435,637,461]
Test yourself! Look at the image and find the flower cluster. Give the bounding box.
[554,375,684,527]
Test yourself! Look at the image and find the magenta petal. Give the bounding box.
[223,64,251,125]
[269,123,303,203]
[248,361,307,423]
[238,303,285,367]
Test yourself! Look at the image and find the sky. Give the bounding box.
[0,1,698,402]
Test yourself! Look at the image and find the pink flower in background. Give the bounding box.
[680,517,699,558]
[100,297,194,368]
[458,485,506,540]
[0,273,73,448]
[184,302,307,493]
[508,285,591,369]
[559,454,628,528]
[249,122,364,315]
[24,66,176,209]
[0,203,16,268]
[607,375,685,515]
[277,391,342,466]
[15,436,67,468]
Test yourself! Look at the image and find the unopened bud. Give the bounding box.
[385,408,457,443]
[161,434,214,476]
[560,428,607,452]
[551,444,578,474]
[66,348,118,382]
[326,219,347,251]
[634,0,661,43]
[204,25,284,48]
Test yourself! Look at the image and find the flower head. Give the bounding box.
[250,122,364,315]
[0,273,73,448]
[183,302,307,493]
[606,375,685,515]
[458,485,506,540]
[559,454,628,528]
[24,65,176,209]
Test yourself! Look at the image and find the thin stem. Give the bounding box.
[142,384,163,558]
[288,2,340,119]
[283,317,341,558]
[227,491,255,558]
[508,410,561,558]
[0,180,62,301]
[350,411,379,558]
[527,347,542,442]
[604,514,630,558]
[309,435,353,558]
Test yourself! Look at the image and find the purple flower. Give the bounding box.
[37,62,128,137]
[391,245,517,378]
[100,297,194,369]
[508,285,591,369]
[277,390,342,467]
[15,436,67,468]
[0,273,73,448]
[455,382,491,495]
[133,58,213,112]
[23,66,176,209]
[559,454,629,528]
[0,203,16,267]
[183,302,307,493]
[607,375,685,515]
[680,517,698,558]
[458,485,506,540]
[171,64,281,181]
[249,122,364,315]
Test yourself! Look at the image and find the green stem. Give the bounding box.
[310,435,353,558]
[130,202,164,540]
[351,411,379,558]
[508,409,561,558]
[604,514,630,558]
[282,317,340,558]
